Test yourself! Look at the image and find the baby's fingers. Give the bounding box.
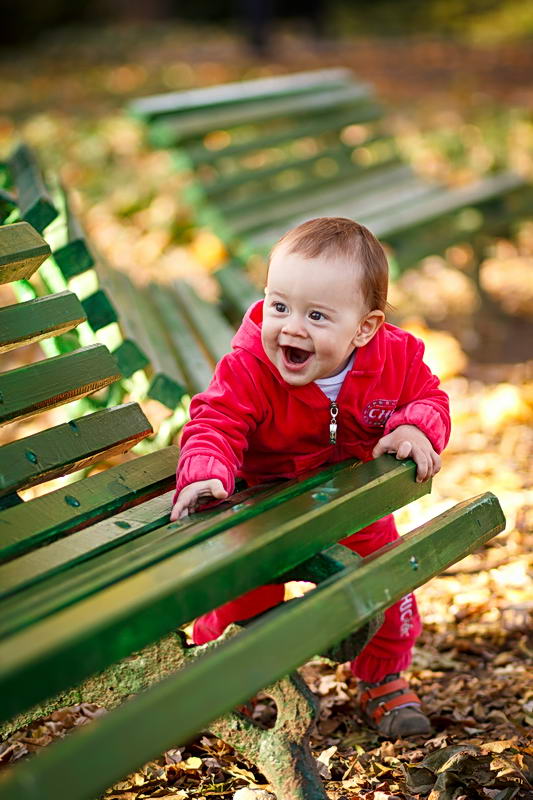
[396,440,413,460]
[412,448,430,482]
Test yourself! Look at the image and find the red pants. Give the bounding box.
[192,514,421,682]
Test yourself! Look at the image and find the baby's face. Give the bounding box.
[262,247,378,387]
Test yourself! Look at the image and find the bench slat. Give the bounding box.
[0,457,429,721]
[180,107,383,168]
[0,221,50,283]
[170,280,234,364]
[202,142,368,201]
[8,144,58,233]
[96,263,187,407]
[0,343,120,427]
[0,291,85,353]
[0,402,151,499]
[51,184,96,280]
[0,493,504,800]
[365,170,528,239]
[0,464,348,602]
[0,446,178,562]
[130,68,354,121]
[229,164,421,238]
[215,262,262,322]
[150,86,378,146]
[147,282,216,394]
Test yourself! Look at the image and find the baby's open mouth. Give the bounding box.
[282,345,312,365]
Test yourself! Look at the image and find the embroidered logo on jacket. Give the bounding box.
[363,398,396,427]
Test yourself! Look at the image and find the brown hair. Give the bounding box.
[271,217,389,312]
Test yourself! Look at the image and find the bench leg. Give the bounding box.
[188,624,327,800]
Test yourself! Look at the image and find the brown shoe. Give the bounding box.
[359,673,432,738]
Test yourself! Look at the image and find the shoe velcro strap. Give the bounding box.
[371,692,421,723]
[360,678,409,710]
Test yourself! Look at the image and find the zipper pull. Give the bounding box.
[329,401,339,445]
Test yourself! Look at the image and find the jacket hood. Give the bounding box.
[231,300,388,396]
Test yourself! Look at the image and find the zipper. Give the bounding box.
[329,401,339,445]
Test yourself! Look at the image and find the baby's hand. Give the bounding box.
[170,479,228,521]
[372,424,441,483]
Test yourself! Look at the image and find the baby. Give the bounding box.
[171,217,450,737]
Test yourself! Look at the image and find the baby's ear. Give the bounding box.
[352,310,385,347]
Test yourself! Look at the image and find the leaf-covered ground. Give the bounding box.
[0,23,531,800]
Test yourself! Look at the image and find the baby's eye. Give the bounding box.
[273,302,287,313]
[309,310,325,321]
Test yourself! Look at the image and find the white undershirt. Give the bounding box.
[314,352,355,402]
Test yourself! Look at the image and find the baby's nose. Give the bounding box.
[281,317,307,337]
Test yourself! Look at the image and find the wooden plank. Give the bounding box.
[149,87,378,145]
[0,221,50,283]
[0,464,346,603]
[80,289,118,332]
[95,262,187,407]
[202,143,370,201]
[0,446,178,562]
[244,170,437,251]
[364,170,528,240]
[0,493,504,800]
[111,339,150,379]
[0,291,85,353]
[170,280,234,363]
[0,343,120,427]
[181,108,385,168]
[214,262,262,323]
[130,68,355,121]
[147,282,214,394]
[223,161,417,236]
[8,144,58,233]
[51,185,95,280]
[0,491,174,600]
[0,457,430,720]
[0,402,151,498]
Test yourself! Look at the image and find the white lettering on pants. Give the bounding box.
[399,593,415,637]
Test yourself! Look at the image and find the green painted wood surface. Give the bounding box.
[0,221,50,283]
[0,457,429,721]
[170,279,234,364]
[0,445,178,562]
[51,184,95,279]
[147,282,214,394]
[0,290,85,353]
[0,464,347,605]
[0,490,174,601]
[149,85,378,146]
[112,339,150,379]
[130,68,354,122]
[0,402,151,499]
[364,170,528,240]
[8,144,58,233]
[95,261,187,407]
[179,107,384,168]
[0,343,120,427]
[0,493,505,800]
[215,262,262,322]
[225,162,418,237]
[80,289,118,332]
[202,144,365,202]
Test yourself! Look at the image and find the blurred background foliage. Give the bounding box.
[3,0,533,46]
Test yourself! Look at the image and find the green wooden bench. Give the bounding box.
[129,68,531,277]
[0,220,506,800]
[0,145,178,415]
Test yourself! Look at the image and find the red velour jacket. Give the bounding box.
[174,301,450,501]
